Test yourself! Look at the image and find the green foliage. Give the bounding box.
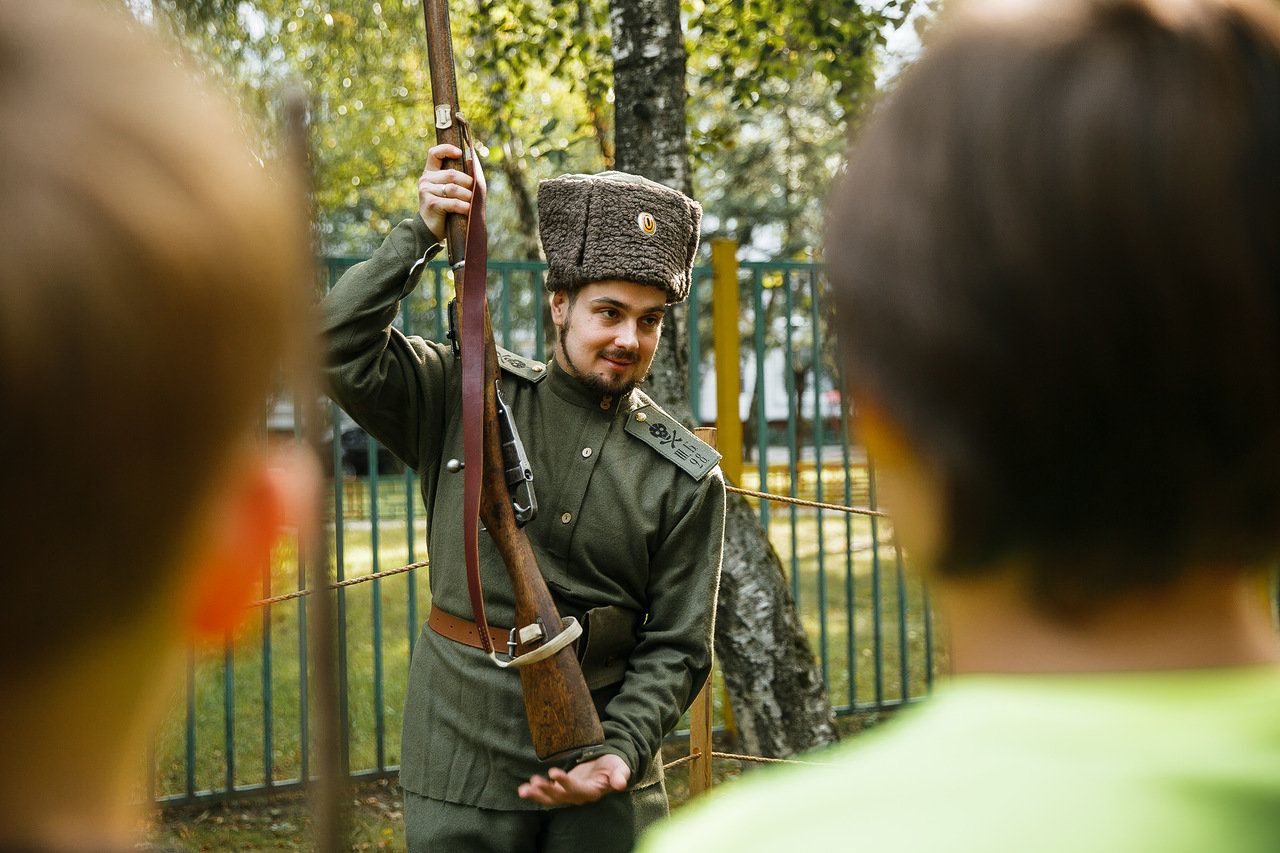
[136,0,928,258]
[690,0,904,118]
[685,0,918,257]
[143,0,609,255]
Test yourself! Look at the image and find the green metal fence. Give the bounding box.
[150,254,936,804]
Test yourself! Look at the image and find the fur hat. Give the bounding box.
[537,171,702,304]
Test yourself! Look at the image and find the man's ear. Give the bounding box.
[549,289,568,326]
[185,446,319,639]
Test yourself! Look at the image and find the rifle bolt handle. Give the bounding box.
[446,458,464,473]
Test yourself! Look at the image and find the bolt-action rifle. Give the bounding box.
[419,0,605,762]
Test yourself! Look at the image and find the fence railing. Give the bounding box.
[150,250,937,804]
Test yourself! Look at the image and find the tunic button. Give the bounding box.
[560,512,572,524]
[532,364,544,373]
[581,448,592,458]
[600,396,612,411]
[635,412,648,422]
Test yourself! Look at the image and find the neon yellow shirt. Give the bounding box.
[641,667,1280,853]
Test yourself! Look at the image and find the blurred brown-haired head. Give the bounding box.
[0,0,308,673]
[828,0,1280,614]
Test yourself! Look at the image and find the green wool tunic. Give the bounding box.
[322,215,726,812]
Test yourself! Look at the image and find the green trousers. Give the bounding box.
[403,782,669,853]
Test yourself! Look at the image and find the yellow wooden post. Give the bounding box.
[689,427,719,796]
[710,239,743,486]
[709,238,742,745]
[687,678,714,796]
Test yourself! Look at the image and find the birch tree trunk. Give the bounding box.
[608,0,837,758]
[608,0,693,423]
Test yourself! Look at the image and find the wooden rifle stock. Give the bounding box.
[420,0,604,762]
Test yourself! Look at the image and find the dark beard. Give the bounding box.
[573,364,644,397]
[557,317,648,397]
[561,344,648,397]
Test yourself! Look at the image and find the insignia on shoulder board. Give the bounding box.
[624,405,721,481]
[496,347,547,382]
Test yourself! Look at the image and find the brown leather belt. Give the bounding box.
[429,606,510,652]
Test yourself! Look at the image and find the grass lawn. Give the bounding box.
[148,465,943,849]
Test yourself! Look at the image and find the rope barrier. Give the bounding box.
[252,560,429,608]
[662,752,699,771]
[711,750,826,767]
[256,483,885,607]
[725,484,888,518]
[663,749,827,772]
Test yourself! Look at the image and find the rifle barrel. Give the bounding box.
[421,0,468,263]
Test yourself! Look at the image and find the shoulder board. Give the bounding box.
[624,404,721,481]
[496,347,547,382]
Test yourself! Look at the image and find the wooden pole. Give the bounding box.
[710,240,743,485]
[709,239,741,742]
[689,426,718,796]
[283,89,347,853]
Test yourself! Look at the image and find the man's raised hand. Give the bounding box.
[417,143,474,243]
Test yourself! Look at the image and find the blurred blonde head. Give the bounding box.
[0,0,309,675]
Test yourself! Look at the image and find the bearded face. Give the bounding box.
[550,280,666,397]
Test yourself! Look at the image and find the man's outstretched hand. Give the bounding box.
[517,753,631,807]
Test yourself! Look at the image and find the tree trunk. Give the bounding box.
[608,0,690,194]
[717,496,839,755]
[609,0,693,425]
[609,0,837,759]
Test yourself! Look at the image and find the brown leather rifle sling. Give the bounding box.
[456,126,585,668]
[456,119,496,655]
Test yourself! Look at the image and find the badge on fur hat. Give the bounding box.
[637,211,656,235]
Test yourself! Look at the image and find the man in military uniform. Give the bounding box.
[322,144,726,852]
